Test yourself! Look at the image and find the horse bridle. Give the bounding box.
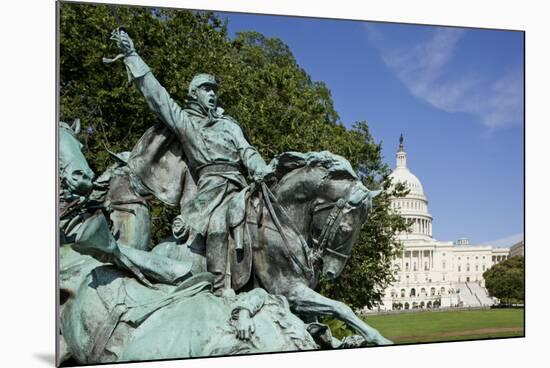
[310,181,361,263]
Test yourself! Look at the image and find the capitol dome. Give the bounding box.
[389,135,433,239]
[390,166,424,197]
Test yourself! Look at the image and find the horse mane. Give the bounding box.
[269,151,358,181]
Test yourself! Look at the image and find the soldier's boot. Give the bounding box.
[206,232,232,296]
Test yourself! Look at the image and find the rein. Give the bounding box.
[310,182,358,262]
[260,182,314,280]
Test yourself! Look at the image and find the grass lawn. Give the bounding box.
[363,308,524,344]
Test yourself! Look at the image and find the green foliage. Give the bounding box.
[483,256,524,304]
[59,2,409,307]
[321,318,354,340]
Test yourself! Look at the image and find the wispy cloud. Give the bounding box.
[478,232,523,248]
[366,26,523,130]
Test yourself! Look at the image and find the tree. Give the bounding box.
[483,256,524,305]
[59,2,409,308]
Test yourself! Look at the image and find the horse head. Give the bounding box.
[311,180,380,280]
[270,151,381,282]
[59,119,94,196]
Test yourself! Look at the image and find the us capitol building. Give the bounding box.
[374,136,511,311]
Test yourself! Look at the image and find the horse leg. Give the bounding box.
[286,284,392,345]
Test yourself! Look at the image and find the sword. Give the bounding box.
[102,5,129,64]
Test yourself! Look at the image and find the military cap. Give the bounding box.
[188,73,218,95]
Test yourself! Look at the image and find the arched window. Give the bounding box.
[466,263,470,272]
[458,265,461,272]
[441,287,445,295]
[420,288,426,296]
[430,287,436,296]
[410,288,416,297]
[475,265,479,271]
[391,289,397,298]
[400,289,406,298]
[404,302,410,310]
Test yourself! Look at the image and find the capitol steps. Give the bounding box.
[454,282,493,307]
[467,282,495,306]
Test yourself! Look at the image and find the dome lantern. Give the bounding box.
[389,135,433,238]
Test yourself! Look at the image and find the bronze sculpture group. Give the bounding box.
[58,28,392,366]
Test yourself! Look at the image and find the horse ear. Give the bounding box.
[71,118,81,135]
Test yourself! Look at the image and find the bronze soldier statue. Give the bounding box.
[110,28,274,294]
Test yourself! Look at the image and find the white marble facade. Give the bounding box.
[372,136,511,312]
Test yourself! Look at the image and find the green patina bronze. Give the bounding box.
[57,28,392,366]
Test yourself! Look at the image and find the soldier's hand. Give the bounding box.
[110,28,135,55]
[253,165,276,184]
[235,309,255,340]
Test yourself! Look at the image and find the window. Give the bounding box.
[400,289,406,298]
[458,266,461,272]
[442,261,446,269]
[475,265,479,271]
[430,287,436,296]
[466,264,470,272]
[424,262,428,271]
[482,265,486,271]
[405,262,409,271]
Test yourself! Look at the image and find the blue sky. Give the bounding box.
[216,12,524,247]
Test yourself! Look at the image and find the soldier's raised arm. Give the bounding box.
[109,29,185,135]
